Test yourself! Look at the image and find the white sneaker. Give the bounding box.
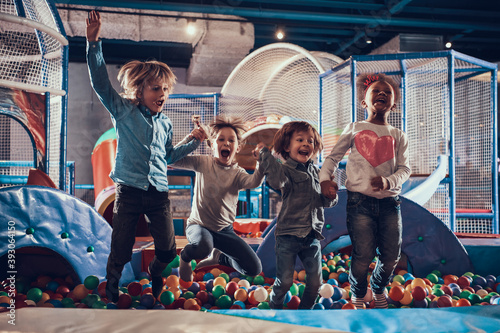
[195,248,222,270]
[179,257,193,282]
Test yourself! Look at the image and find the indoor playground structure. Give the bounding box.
[1,0,500,332]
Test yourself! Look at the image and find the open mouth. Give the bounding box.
[375,98,386,103]
[220,149,230,158]
[298,150,310,156]
[155,100,164,107]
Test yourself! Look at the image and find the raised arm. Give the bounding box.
[86,10,101,42]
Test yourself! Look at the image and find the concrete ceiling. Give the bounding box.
[55,0,500,87]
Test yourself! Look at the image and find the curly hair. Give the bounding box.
[356,73,400,104]
[117,60,176,105]
[273,121,323,160]
[209,114,246,142]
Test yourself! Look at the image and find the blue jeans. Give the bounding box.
[182,224,262,276]
[107,184,177,283]
[346,191,402,297]
[270,233,322,309]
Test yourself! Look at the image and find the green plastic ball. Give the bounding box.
[212,285,226,299]
[160,291,175,305]
[26,288,43,303]
[26,227,35,235]
[87,246,94,253]
[183,291,195,299]
[219,273,230,283]
[257,301,270,309]
[61,232,69,239]
[426,273,439,284]
[169,255,180,268]
[289,283,299,296]
[215,295,232,309]
[84,275,99,290]
[253,275,265,286]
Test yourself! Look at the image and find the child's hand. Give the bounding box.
[86,10,101,42]
[371,176,389,191]
[320,180,338,199]
[190,127,207,142]
[252,142,265,160]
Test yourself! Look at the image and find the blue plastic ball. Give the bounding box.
[319,297,333,309]
[313,303,325,310]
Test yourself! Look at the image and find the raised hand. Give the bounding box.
[252,142,265,160]
[86,10,101,42]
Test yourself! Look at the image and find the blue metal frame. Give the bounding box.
[322,49,498,233]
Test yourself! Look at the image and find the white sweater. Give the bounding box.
[173,156,265,231]
[319,121,411,199]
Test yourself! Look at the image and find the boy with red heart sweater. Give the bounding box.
[319,73,410,309]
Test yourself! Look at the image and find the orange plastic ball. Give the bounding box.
[179,279,193,289]
[455,298,471,307]
[443,275,458,285]
[213,276,227,288]
[388,285,405,302]
[234,288,248,302]
[399,290,413,305]
[165,275,179,288]
[297,270,306,282]
[183,298,198,310]
[247,290,259,305]
[342,303,357,310]
[72,284,89,301]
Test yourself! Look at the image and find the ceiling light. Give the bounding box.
[275,26,285,40]
[186,18,196,36]
[366,37,372,44]
[445,41,452,48]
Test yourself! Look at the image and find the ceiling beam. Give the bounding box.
[54,0,500,32]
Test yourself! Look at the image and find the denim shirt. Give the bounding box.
[259,147,337,239]
[87,41,200,192]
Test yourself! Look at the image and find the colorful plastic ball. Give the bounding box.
[83,275,100,291]
[216,295,233,309]
[473,276,487,288]
[253,287,268,303]
[225,281,239,296]
[467,293,482,304]
[286,295,300,309]
[313,303,325,310]
[213,276,227,288]
[234,288,248,302]
[457,276,471,289]
[389,285,405,302]
[327,278,339,286]
[212,285,226,299]
[218,273,230,282]
[187,282,200,294]
[342,302,357,310]
[169,287,182,300]
[159,290,175,306]
[456,298,471,307]
[82,294,100,307]
[183,298,199,310]
[338,272,349,284]
[426,273,439,284]
[127,282,143,297]
[413,298,428,308]
[412,286,427,301]
[165,275,179,289]
[289,283,299,296]
[437,294,453,308]
[26,288,43,303]
[183,291,195,299]
[196,290,210,304]
[205,279,214,292]
[179,278,193,289]
[257,302,270,309]
[72,284,90,301]
[247,290,259,305]
[233,300,246,309]
[331,286,343,302]
[203,273,215,282]
[319,297,333,309]
[399,290,413,306]
[238,279,251,289]
[319,283,334,299]
[253,275,265,286]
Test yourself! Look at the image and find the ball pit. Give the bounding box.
[1,253,499,313]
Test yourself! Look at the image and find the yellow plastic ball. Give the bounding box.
[165,275,179,288]
[214,276,227,288]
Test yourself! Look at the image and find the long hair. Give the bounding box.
[273,121,323,160]
[117,60,176,104]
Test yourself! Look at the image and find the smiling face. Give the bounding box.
[285,129,315,164]
[138,79,170,114]
[361,81,396,123]
[213,127,241,166]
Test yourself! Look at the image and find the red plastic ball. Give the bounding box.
[127,281,142,297]
[437,294,453,308]
[411,286,427,301]
[286,295,301,309]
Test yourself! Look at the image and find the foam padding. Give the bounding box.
[257,190,474,278]
[0,186,134,284]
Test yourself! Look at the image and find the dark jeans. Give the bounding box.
[181,224,262,276]
[106,184,177,283]
[346,190,402,297]
[269,233,322,309]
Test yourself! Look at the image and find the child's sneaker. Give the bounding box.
[195,248,222,270]
[148,262,164,299]
[179,257,193,282]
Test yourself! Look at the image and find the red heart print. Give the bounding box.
[354,130,395,167]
